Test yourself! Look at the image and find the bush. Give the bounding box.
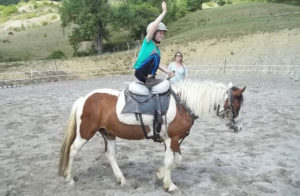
[226,0,233,4]
[42,21,48,26]
[13,27,22,32]
[217,0,226,6]
[51,14,57,20]
[187,0,203,11]
[46,50,65,59]
[1,5,18,17]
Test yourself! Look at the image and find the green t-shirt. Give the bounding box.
[133,38,161,69]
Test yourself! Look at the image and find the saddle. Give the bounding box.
[121,80,171,142]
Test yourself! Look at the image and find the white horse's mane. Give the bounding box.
[174,80,228,117]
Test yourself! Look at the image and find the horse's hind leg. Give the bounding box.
[65,134,87,184]
[102,134,127,186]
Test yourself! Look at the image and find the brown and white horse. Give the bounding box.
[58,80,246,191]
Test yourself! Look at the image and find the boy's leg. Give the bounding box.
[135,53,161,84]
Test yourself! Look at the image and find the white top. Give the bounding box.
[168,62,188,84]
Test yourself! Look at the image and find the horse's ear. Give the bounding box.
[241,86,246,94]
[228,82,233,89]
[233,86,246,96]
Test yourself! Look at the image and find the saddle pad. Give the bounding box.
[128,82,150,96]
[151,79,170,94]
[128,80,171,95]
[121,88,171,115]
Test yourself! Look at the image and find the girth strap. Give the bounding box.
[138,113,150,139]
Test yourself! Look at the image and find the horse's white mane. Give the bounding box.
[174,80,228,117]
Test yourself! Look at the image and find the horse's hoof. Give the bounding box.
[233,125,241,132]
[156,168,164,180]
[168,183,178,192]
[120,179,127,187]
[66,178,75,186]
[117,177,127,186]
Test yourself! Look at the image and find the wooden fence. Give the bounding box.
[0,67,133,88]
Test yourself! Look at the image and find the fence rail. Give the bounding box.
[0,67,133,88]
[1,64,299,88]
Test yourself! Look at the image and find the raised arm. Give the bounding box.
[146,1,167,42]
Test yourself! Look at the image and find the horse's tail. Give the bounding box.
[58,97,83,177]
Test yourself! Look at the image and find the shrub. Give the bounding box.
[51,14,57,20]
[13,27,22,32]
[42,21,48,26]
[217,0,226,6]
[187,0,203,11]
[46,50,65,59]
[2,5,18,17]
[226,0,233,4]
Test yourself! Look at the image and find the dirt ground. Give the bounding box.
[0,73,299,196]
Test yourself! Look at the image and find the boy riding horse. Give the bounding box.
[133,1,174,87]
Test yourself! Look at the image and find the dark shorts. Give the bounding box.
[135,53,160,83]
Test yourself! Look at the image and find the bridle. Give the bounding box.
[217,88,239,131]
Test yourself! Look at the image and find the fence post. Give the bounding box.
[55,61,58,81]
[224,59,227,73]
[30,68,33,82]
[127,42,130,51]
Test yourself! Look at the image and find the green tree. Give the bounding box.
[59,0,112,54]
[114,1,159,40]
[187,0,208,11]
[164,0,187,23]
[114,0,187,40]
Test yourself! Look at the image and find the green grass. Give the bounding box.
[0,2,300,62]
[165,2,300,44]
[0,22,73,62]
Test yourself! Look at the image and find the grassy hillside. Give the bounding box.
[0,22,73,62]
[0,0,73,62]
[165,2,300,44]
[0,1,300,62]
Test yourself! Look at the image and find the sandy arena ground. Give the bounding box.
[0,73,299,196]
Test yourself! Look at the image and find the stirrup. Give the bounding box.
[152,134,162,143]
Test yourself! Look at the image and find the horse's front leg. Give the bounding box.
[159,138,178,192]
[104,136,127,186]
[156,138,182,179]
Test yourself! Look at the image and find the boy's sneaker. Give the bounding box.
[145,76,162,88]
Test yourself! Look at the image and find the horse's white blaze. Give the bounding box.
[234,108,243,131]
[105,139,126,185]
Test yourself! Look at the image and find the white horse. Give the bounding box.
[58,80,246,191]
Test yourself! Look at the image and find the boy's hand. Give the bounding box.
[162,1,167,13]
[169,71,175,78]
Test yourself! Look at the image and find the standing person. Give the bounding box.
[133,1,174,87]
[168,52,188,84]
